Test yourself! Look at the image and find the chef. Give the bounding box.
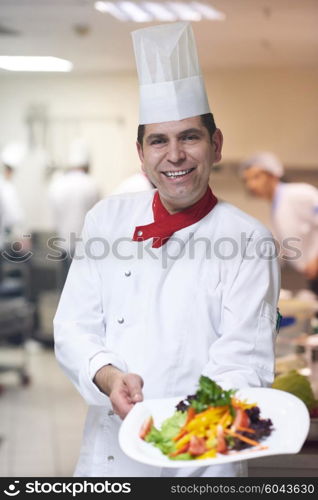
[240,151,318,295]
[54,22,280,477]
[0,141,26,240]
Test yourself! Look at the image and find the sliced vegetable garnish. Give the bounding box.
[140,376,273,460]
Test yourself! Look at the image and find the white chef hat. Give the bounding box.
[1,141,26,169]
[131,21,210,125]
[240,151,284,178]
[67,138,90,168]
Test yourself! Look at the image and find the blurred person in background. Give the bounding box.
[111,171,155,194]
[0,184,6,282]
[48,138,100,285]
[0,142,26,242]
[240,152,318,295]
[0,144,32,324]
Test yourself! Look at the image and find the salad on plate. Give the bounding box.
[139,376,273,460]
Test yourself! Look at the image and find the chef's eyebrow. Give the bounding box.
[145,128,204,144]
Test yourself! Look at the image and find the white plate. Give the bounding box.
[118,387,310,468]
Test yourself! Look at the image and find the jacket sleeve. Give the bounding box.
[53,211,128,406]
[202,229,281,390]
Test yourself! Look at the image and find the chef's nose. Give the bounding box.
[166,139,186,163]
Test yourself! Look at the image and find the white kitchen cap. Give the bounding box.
[131,22,210,124]
[1,141,26,169]
[240,151,284,178]
[67,138,90,168]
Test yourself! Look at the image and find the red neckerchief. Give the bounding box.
[132,187,218,248]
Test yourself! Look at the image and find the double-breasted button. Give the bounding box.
[117,318,124,324]
[108,409,114,416]
[137,230,143,236]
[125,271,131,277]
[107,455,114,462]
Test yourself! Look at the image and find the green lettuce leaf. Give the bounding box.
[145,410,187,456]
[191,376,236,413]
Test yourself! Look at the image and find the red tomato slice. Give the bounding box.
[188,435,206,456]
[139,416,153,440]
[233,408,250,430]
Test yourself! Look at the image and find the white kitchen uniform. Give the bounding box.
[48,170,99,254]
[0,183,6,249]
[272,182,318,272]
[54,190,280,477]
[0,177,25,238]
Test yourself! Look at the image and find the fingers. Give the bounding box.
[111,392,134,420]
[109,372,144,420]
[124,373,144,403]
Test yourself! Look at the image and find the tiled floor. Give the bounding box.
[0,345,87,477]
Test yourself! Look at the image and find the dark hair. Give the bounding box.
[137,112,217,147]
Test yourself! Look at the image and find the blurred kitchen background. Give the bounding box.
[0,0,318,477]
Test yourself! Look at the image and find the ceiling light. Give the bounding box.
[118,1,152,22]
[95,1,129,21]
[94,1,225,23]
[0,56,73,72]
[143,2,177,21]
[166,2,201,21]
[190,2,225,20]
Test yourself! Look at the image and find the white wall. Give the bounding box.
[205,68,318,168]
[0,67,317,230]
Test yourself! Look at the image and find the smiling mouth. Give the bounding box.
[162,167,195,179]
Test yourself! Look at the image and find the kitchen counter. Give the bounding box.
[248,441,318,477]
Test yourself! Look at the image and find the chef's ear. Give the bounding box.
[212,128,223,163]
[136,140,144,164]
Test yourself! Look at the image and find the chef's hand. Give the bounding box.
[305,257,318,280]
[93,364,144,419]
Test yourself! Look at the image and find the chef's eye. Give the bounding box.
[150,138,167,145]
[182,134,199,142]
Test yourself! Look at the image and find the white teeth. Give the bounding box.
[164,168,193,178]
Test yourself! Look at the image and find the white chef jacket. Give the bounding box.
[0,177,25,239]
[54,190,280,477]
[0,183,6,249]
[272,182,318,272]
[48,170,100,254]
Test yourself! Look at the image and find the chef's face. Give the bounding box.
[242,166,275,200]
[137,116,223,213]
